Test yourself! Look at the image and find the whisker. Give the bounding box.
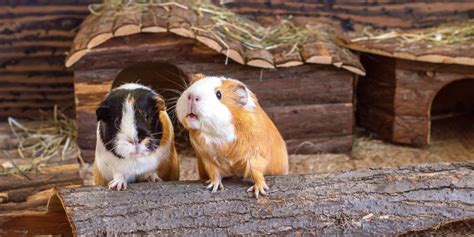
[153,72,187,90]
[159,88,183,95]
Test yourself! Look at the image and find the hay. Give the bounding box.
[351,20,474,45]
[0,106,80,176]
[194,2,330,50]
[88,0,188,16]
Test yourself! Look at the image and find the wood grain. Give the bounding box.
[25,161,474,236]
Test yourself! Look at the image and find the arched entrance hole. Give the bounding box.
[429,78,474,161]
[112,62,189,151]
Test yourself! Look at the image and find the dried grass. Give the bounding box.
[194,2,331,51]
[351,20,474,45]
[0,106,80,176]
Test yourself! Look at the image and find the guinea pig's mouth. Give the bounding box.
[186,113,198,120]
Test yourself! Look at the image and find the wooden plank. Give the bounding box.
[266,103,353,139]
[243,68,353,106]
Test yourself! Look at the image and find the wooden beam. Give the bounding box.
[25,161,474,236]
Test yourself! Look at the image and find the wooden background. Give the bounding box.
[0,0,95,119]
[218,0,474,30]
[1,0,473,120]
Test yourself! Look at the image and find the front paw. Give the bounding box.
[108,177,127,191]
[247,182,269,199]
[205,178,223,193]
[139,172,161,182]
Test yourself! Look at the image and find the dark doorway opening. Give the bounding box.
[429,79,474,160]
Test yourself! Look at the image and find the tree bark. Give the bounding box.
[50,162,474,236]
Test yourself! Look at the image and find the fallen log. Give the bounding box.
[2,162,474,236]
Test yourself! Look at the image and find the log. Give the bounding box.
[3,161,474,236]
[266,103,353,139]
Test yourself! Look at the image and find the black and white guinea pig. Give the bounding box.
[93,83,179,190]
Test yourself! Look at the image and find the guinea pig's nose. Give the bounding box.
[188,93,200,102]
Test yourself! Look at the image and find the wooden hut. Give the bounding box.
[65,2,365,162]
[340,28,474,146]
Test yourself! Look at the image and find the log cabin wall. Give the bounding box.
[73,34,354,162]
[357,54,474,146]
[3,0,471,120]
[218,0,474,30]
[0,0,98,120]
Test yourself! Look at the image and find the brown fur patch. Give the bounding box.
[189,73,206,85]
[93,162,108,186]
[155,95,166,111]
[157,110,180,181]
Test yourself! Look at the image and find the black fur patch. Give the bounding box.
[96,87,164,159]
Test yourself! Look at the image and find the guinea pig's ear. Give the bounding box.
[155,96,166,111]
[234,84,251,107]
[96,105,111,122]
[189,73,206,85]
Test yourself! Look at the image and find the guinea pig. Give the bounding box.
[93,83,179,190]
[176,74,288,198]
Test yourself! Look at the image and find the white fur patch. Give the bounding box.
[115,97,141,157]
[95,121,172,182]
[176,76,236,145]
[115,83,156,93]
[244,87,257,109]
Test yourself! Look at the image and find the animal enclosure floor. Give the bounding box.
[179,114,474,180]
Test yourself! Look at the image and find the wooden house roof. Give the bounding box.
[65,1,365,76]
[338,23,474,66]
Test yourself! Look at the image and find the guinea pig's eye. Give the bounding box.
[216,90,222,100]
[143,113,150,121]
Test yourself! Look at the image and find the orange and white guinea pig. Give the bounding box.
[94,83,179,190]
[176,74,288,198]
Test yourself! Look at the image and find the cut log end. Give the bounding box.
[196,36,222,53]
[276,60,304,68]
[114,25,141,37]
[141,26,167,33]
[170,28,195,38]
[342,65,366,76]
[222,49,245,65]
[87,33,113,49]
[65,50,87,68]
[305,55,332,64]
[247,59,275,69]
